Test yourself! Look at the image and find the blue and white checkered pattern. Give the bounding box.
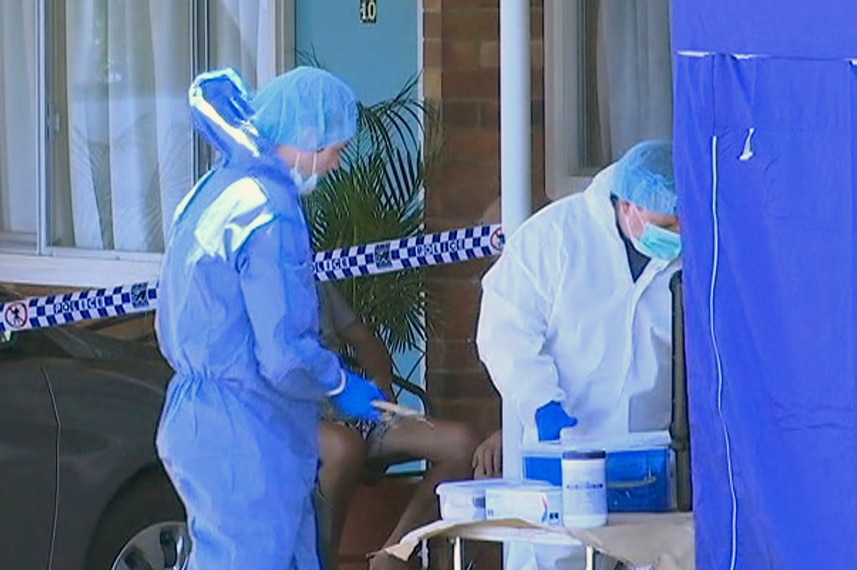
[0,225,505,332]
[1,282,158,333]
[313,224,504,282]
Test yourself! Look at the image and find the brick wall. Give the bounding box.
[423,0,547,439]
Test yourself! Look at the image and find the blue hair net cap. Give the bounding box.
[612,140,677,215]
[250,66,359,152]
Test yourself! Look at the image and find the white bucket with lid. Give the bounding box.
[435,479,510,521]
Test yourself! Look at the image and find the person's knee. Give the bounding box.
[320,424,366,473]
[436,422,480,466]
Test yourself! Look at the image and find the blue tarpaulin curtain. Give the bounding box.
[672,2,857,568]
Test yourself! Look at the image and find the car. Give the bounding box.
[0,290,189,570]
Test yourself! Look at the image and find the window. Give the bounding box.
[0,2,38,251]
[0,0,294,286]
[544,0,673,200]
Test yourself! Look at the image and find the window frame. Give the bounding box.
[0,0,295,288]
[544,0,594,201]
[544,1,673,202]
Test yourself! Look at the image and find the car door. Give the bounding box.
[0,331,58,569]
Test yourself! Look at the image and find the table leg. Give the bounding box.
[420,539,429,570]
[452,536,463,570]
[585,546,596,570]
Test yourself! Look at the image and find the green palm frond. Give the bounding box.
[345,74,434,166]
[305,146,428,354]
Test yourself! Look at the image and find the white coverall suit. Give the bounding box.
[476,165,680,569]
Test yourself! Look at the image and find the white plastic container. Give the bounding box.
[561,449,607,528]
[435,479,510,521]
[485,482,563,526]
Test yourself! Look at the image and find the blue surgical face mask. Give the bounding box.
[290,152,318,195]
[630,208,682,261]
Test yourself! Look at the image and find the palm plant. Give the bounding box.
[302,75,439,374]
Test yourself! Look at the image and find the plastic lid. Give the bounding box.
[435,478,510,496]
[562,449,607,460]
[486,481,562,494]
[559,429,671,451]
[520,440,563,456]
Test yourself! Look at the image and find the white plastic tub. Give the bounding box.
[435,479,510,521]
[485,481,563,526]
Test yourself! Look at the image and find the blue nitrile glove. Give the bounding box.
[535,401,578,441]
[328,369,387,422]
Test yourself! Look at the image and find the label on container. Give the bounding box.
[485,487,563,526]
[561,457,607,527]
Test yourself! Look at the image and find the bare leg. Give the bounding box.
[318,422,367,570]
[368,418,480,570]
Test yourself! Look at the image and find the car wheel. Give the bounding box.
[84,471,190,570]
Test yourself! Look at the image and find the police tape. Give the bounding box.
[0,224,505,333]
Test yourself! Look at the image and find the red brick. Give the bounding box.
[423,39,442,68]
[439,158,499,191]
[479,195,501,225]
[443,129,499,160]
[434,181,498,219]
[531,127,546,188]
[443,0,498,7]
[441,69,499,99]
[442,10,499,41]
[425,257,494,281]
[424,0,442,12]
[531,6,544,39]
[426,338,482,372]
[478,41,499,68]
[425,190,446,219]
[426,339,446,369]
[426,202,444,220]
[531,98,545,127]
[532,39,544,69]
[532,130,545,162]
[479,101,499,129]
[432,292,481,332]
[427,370,496,399]
[450,342,484,372]
[477,98,543,131]
[424,12,442,38]
[425,216,485,233]
[424,97,443,125]
[531,68,544,99]
[423,68,442,99]
[442,41,480,69]
[442,100,480,128]
[430,279,483,338]
[429,274,480,307]
[426,299,478,340]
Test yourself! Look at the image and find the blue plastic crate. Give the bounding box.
[523,453,563,486]
[522,438,674,513]
[605,448,672,512]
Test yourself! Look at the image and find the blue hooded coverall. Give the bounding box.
[155,68,358,570]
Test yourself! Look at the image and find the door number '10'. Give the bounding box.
[360,0,378,24]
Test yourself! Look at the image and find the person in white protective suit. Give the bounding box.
[475,140,681,570]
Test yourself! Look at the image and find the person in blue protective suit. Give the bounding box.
[476,140,681,570]
[155,66,387,570]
